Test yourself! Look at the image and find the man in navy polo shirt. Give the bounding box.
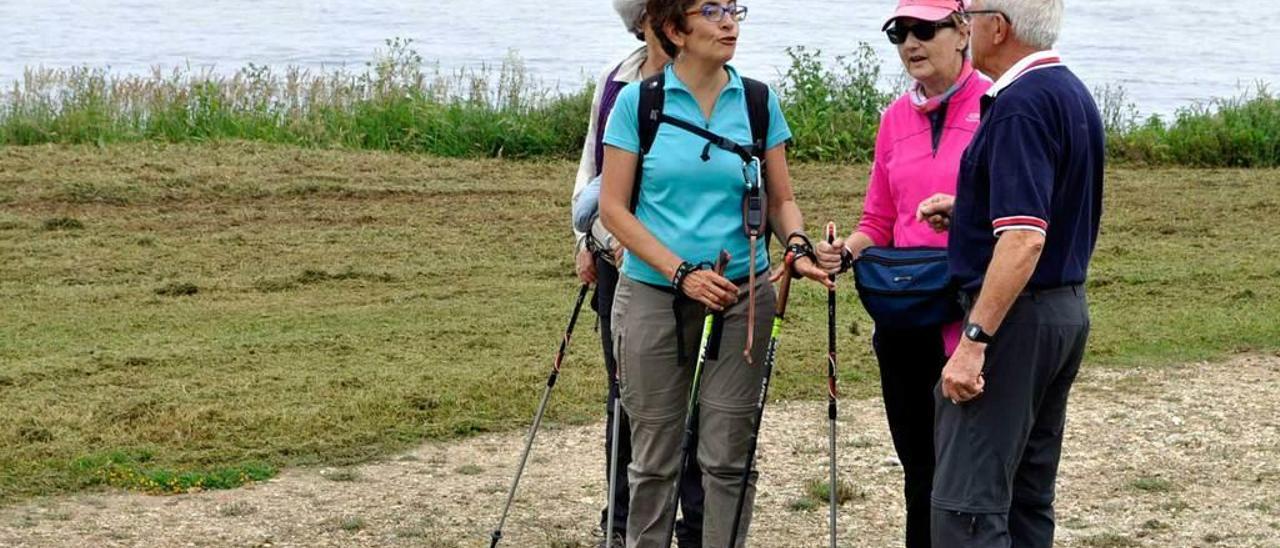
[916,0,1104,545]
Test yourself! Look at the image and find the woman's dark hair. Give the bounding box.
[646,0,699,58]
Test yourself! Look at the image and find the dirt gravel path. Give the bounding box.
[2,355,1278,547]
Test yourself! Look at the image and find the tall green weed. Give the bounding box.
[0,39,1274,167]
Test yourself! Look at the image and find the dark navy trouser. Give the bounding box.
[932,286,1089,548]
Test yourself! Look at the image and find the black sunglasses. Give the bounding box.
[885,20,957,45]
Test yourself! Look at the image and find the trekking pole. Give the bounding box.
[663,251,730,548]
[728,248,797,544]
[489,283,591,548]
[825,222,840,548]
[606,374,623,547]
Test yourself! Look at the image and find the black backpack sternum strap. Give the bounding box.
[630,72,772,224]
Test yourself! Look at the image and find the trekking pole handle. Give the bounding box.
[826,222,838,284]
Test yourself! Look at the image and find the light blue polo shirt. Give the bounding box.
[603,63,792,287]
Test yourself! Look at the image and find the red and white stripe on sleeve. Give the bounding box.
[992,215,1048,237]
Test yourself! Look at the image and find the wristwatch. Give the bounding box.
[963,322,994,344]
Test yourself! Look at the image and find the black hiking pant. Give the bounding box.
[872,325,948,548]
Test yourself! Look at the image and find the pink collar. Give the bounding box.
[909,60,977,114]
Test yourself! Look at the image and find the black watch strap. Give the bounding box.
[964,323,994,344]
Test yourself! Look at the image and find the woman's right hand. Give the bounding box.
[815,238,846,275]
[575,247,597,284]
[681,269,740,311]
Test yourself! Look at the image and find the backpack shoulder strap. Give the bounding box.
[637,72,666,155]
[741,77,771,156]
[631,72,666,211]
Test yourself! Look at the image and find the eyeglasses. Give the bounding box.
[962,9,1008,22]
[885,20,957,45]
[685,3,749,23]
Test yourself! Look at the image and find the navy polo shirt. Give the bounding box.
[948,62,1105,291]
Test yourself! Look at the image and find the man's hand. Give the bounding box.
[575,248,597,284]
[916,193,955,233]
[940,341,986,404]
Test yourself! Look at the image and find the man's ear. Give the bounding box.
[992,17,1009,46]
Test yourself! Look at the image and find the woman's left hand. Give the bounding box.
[790,255,836,289]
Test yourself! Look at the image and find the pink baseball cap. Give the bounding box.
[882,0,969,30]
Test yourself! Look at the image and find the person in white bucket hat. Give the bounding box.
[569,2,699,547]
[613,0,647,36]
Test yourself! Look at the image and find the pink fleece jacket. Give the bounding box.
[856,69,991,355]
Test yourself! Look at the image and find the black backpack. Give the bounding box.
[629,72,773,217]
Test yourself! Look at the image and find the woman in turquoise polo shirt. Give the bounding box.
[598,1,829,546]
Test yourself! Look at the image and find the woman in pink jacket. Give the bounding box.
[817,0,989,545]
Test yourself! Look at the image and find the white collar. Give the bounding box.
[986,49,1064,97]
[613,46,650,83]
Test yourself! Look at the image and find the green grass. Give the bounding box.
[1129,476,1176,493]
[805,477,861,506]
[0,142,1277,504]
[0,38,1273,167]
[68,449,274,495]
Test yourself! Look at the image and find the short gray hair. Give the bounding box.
[984,0,1063,49]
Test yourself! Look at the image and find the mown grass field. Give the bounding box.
[0,142,1277,505]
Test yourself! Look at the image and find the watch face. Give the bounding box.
[965,324,987,342]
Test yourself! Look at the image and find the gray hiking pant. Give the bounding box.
[612,274,774,548]
[931,286,1089,547]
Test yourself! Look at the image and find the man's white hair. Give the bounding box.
[983,0,1063,49]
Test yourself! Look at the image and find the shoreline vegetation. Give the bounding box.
[1,38,1276,167]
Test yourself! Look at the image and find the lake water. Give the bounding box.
[2,0,1277,116]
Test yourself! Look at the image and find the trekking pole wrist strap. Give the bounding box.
[783,231,817,279]
[672,260,713,295]
[839,245,855,274]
